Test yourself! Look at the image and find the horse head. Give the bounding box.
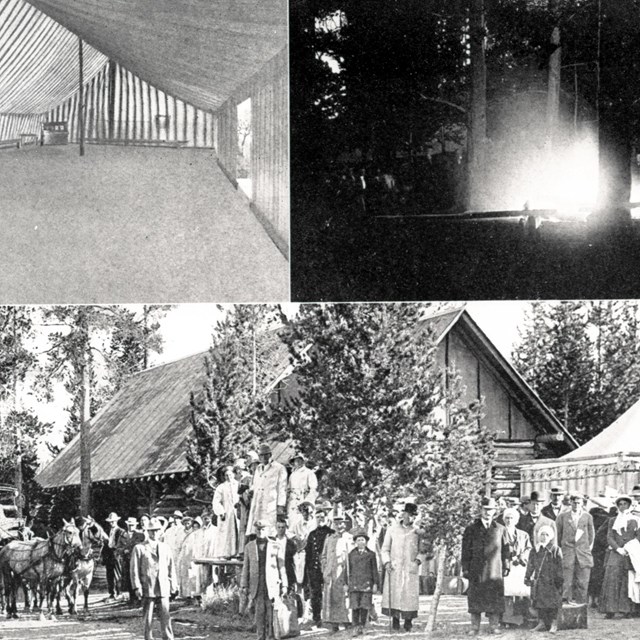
[56,520,82,560]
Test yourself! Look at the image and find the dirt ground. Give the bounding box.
[0,592,637,640]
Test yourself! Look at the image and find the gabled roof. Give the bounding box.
[36,336,291,489]
[561,396,640,461]
[420,305,579,450]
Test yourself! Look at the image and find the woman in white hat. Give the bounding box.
[287,452,318,530]
[212,465,240,558]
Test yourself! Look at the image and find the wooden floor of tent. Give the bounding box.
[0,145,287,302]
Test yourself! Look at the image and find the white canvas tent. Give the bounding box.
[520,397,640,497]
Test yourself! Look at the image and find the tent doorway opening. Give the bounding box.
[236,98,252,198]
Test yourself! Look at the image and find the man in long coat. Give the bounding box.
[130,517,179,640]
[241,520,288,640]
[556,493,594,604]
[461,497,510,636]
[381,502,422,631]
[321,506,354,632]
[246,443,288,537]
[304,500,334,627]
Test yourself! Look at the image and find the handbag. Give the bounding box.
[273,594,301,639]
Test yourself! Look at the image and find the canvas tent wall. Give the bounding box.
[520,396,640,496]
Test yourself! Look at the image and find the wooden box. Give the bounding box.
[42,121,69,145]
[557,602,588,629]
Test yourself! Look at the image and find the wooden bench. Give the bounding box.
[85,137,189,148]
[0,139,19,151]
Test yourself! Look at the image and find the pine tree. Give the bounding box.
[0,307,38,516]
[261,302,493,631]
[513,301,640,445]
[187,305,285,486]
[512,301,597,443]
[265,303,491,505]
[38,305,166,515]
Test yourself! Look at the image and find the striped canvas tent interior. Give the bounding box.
[0,0,287,146]
[0,0,289,288]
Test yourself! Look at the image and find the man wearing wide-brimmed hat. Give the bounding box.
[381,502,423,632]
[556,492,594,604]
[304,499,334,628]
[461,497,511,635]
[131,517,178,640]
[542,487,566,521]
[246,443,288,537]
[321,504,354,632]
[287,452,318,530]
[101,512,124,601]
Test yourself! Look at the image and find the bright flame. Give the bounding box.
[521,137,598,219]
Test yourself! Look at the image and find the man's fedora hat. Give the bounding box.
[481,497,498,510]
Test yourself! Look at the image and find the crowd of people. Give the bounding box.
[53,443,640,640]
[462,486,640,635]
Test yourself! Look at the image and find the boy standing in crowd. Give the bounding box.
[348,527,379,636]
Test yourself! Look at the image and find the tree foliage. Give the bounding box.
[513,300,640,444]
[264,303,493,510]
[0,410,50,517]
[187,305,286,486]
[41,305,168,451]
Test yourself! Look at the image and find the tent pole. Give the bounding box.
[78,37,84,156]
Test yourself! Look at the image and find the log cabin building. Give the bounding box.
[35,306,577,522]
[422,307,577,496]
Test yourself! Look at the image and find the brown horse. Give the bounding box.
[0,519,81,618]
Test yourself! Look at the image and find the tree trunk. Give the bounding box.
[595,0,632,219]
[11,310,23,518]
[79,315,92,516]
[546,24,561,150]
[425,544,447,635]
[467,0,487,210]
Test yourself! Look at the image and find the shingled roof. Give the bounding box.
[36,335,291,489]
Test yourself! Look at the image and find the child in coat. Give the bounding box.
[525,524,564,634]
[348,527,380,636]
